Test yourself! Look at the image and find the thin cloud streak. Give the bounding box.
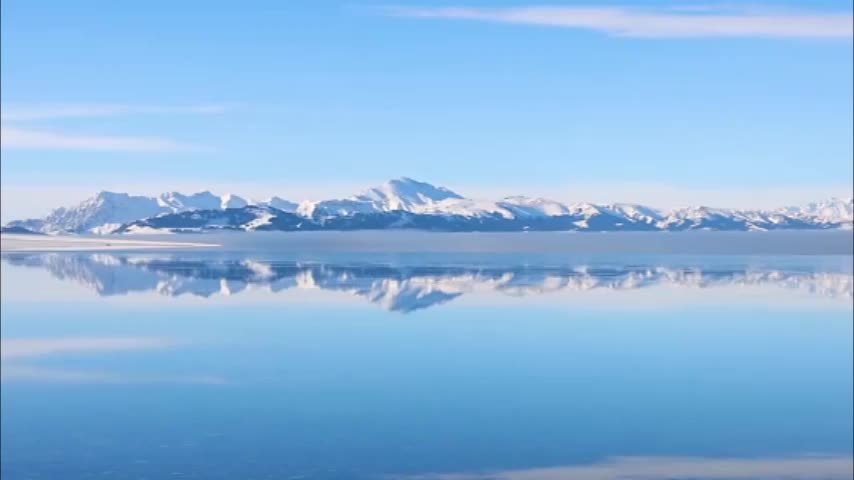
[1,103,231,122]
[0,126,208,152]
[387,5,854,38]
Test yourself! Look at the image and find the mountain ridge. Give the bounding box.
[5,178,853,234]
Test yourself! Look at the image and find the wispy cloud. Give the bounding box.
[0,103,229,151]
[387,5,854,39]
[0,126,207,152]
[1,103,230,122]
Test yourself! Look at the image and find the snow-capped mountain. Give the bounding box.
[4,178,852,234]
[157,191,222,212]
[259,196,298,213]
[499,196,572,217]
[298,177,465,217]
[8,192,166,234]
[219,193,249,209]
[659,202,852,231]
[354,177,462,211]
[7,190,266,234]
[603,204,663,226]
[777,197,854,227]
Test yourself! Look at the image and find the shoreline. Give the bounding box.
[0,234,220,252]
[2,230,852,255]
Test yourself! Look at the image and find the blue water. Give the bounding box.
[1,251,852,479]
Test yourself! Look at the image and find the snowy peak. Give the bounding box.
[343,178,521,219]
[220,193,248,209]
[604,204,663,223]
[158,191,249,211]
[778,197,854,225]
[8,190,293,234]
[499,196,571,217]
[301,177,466,218]
[566,202,607,217]
[260,196,298,213]
[297,198,377,218]
[4,179,852,234]
[34,191,165,234]
[419,197,515,219]
[656,198,854,231]
[158,191,221,211]
[354,177,463,211]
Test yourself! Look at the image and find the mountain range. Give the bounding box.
[4,177,853,234]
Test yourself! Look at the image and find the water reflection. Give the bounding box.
[2,253,852,479]
[402,455,854,480]
[0,337,226,385]
[3,253,852,312]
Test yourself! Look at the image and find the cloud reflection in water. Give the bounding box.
[0,337,225,385]
[401,455,854,480]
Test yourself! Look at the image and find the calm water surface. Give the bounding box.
[1,251,852,479]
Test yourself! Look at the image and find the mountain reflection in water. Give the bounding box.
[3,253,852,312]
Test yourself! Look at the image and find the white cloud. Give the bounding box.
[387,5,854,38]
[1,103,230,122]
[0,126,206,152]
[0,103,228,151]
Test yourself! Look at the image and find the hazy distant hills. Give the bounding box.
[6,177,853,234]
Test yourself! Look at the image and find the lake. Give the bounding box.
[1,244,852,479]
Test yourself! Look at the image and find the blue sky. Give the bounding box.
[1,0,852,219]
